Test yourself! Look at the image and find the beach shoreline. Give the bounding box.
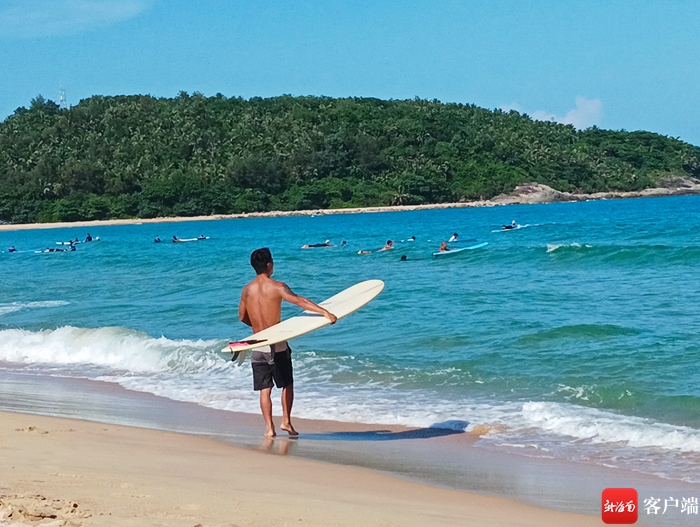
[0,409,609,527]
[1,181,699,232]
[0,370,695,527]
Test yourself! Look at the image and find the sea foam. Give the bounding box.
[520,401,700,452]
[3,325,700,483]
[1,326,699,455]
[0,301,69,317]
[0,326,219,372]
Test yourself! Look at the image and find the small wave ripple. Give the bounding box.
[0,301,70,317]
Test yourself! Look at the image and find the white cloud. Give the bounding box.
[503,97,603,130]
[0,0,153,38]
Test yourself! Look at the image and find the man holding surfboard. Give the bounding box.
[239,248,338,437]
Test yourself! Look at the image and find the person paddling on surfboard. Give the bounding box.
[239,248,337,438]
[301,239,332,248]
[439,241,450,252]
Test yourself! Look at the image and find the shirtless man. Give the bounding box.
[239,248,337,437]
[378,240,394,252]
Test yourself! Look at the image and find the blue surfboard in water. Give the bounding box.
[432,242,488,257]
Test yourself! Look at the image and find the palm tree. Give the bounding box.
[391,185,410,206]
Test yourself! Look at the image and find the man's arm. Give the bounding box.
[280,283,338,324]
[238,290,252,327]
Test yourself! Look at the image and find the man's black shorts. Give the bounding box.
[251,344,293,391]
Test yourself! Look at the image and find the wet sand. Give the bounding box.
[0,409,605,527]
[0,371,696,526]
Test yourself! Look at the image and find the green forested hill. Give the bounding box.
[1,93,699,223]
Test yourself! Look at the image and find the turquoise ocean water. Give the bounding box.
[2,195,700,483]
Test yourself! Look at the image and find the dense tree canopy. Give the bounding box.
[1,93,698,223]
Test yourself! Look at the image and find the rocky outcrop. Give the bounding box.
[655,175,700,189]
[491,183,572,204]
[491,179,700,205]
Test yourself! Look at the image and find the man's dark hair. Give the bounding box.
[250,248,273,274]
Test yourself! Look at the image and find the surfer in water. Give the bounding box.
[448,233,458,242]
[378,240,394,252]
[239,248,337,437]
[301,239,332,249]
[439,241,450,252]
[502,220,518,230]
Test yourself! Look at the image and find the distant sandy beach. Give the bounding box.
[0,410,603,527]
[1,180,699,232]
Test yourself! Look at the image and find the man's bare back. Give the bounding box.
[239,275,336,333]
[239,276,286,333]
[239,248,336,438]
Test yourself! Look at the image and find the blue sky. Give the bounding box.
[2,0,699,144]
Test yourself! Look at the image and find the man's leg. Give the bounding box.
[252,350,276,437]
[275,347,298,436]
[280,384,298,436]
[259,387,275,437]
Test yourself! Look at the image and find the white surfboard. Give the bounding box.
[174,237,208,242]
[221,279,384,362]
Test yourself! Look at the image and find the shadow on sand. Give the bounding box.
[301,420,469,442]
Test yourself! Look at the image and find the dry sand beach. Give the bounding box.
[1,179,699,232]
[0,411,603,527]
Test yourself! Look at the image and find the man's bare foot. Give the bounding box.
[265,428,276,438]
[280,423,298,437]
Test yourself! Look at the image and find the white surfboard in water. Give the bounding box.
[221,279,384,362]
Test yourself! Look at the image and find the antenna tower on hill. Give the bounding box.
[59,88,67,109]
